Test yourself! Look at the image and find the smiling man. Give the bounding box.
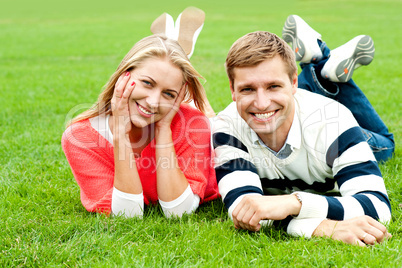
[229,55,297,152]
[212,15,394,246]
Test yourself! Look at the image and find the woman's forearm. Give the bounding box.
[155,127,189,202]
[113,131,143,195]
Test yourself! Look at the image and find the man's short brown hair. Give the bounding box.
[225,31,297,86]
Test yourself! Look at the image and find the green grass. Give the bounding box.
[1,0,401,266]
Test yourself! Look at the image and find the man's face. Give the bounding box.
[231,56,298,145]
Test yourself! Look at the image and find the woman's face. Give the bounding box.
[124,57,184,128]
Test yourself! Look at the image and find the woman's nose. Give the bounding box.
[146,91,161,110]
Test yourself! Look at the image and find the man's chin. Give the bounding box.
[250,126,275,135]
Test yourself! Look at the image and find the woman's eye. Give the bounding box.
[164,92,176,99]
[142,80,152,86]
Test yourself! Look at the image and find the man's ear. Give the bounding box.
[291,72,298,94]
[230,81,236,101]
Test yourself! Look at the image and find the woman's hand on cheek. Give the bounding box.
[155,82,187,130]
[111,72,136,136]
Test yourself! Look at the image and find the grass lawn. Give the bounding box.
[1,0,401,266]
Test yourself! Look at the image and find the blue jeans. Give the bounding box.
[297,41,394,162]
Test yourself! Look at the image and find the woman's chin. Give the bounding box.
[130,116,155,129]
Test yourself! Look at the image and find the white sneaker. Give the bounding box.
[282,15,323,63]
[321,35,374,82]
[175,7,205,58]
[150,7,205,59]
[150,13,175,39]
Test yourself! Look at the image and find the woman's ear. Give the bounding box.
[150,12,175,39]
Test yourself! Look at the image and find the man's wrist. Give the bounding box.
[312,219,334,238]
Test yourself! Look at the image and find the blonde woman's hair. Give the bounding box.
[69,34,207,126]
[225,31,297,86]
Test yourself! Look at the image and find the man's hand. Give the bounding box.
[313,215,392,246]
[232,194,301,231]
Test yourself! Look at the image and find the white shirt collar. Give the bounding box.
[89,114,113,144]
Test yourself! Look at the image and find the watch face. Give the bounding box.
[295,193,302,203]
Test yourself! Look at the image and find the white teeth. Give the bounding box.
[138,105,153,115]
[254,111,274,119]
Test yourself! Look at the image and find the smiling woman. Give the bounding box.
[61,34,219,218]
[124,57,184,128]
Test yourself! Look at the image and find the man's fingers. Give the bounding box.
[234,208,245,224]
[355,239,366,247]
[366,218,389,243]
[233,209,254,232]
[366,216,387,232]
[250,213,262,228]
[240,207,255,227]
[362,233,377,245]
[233,217,239,229]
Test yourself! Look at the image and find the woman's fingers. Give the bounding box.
[115,74,124,90]
[114,71,131,99]
[177,82,187,103]
[112,72,135,119]
[171,82,187,112]
[122,81,136,100]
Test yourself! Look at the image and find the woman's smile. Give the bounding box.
[136,102,155,118]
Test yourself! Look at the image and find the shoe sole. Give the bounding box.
[322,35,374,82]
[176,7,205,58]
[334,35,374,82]
[282,15,322,63]
[150,13,175,38]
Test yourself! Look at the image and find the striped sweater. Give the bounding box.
[212,89,391,237]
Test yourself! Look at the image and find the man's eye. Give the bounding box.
[240,88,252,92]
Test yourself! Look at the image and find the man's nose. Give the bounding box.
[254,89,270,110]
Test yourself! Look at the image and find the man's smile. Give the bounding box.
[251,110,276,121]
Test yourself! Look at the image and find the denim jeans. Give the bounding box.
[297,41,394,162]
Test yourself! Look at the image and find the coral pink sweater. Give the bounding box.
[62,104,219,213]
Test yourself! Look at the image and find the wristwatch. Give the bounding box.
[292,192,302,217]
[294,192,302,204]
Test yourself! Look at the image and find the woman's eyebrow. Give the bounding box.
[140,75,156,84]
[165,88,179,94]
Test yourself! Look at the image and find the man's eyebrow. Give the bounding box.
[237,80,284,88]
[235,82,255,89]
